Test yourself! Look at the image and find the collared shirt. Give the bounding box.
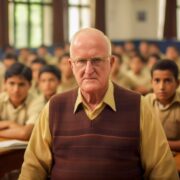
[111,71,136,90]
[74,81,116,120]
[57,76,77,94]
[0,92,37,125]
[145,92,180,140]
[127,69,152,90]
[19,82,179,180]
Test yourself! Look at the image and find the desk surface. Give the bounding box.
[175,153,180,173]
[0,138,180,177]
[0,139,26,178]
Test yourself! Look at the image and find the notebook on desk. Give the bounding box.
[0,140,28,150]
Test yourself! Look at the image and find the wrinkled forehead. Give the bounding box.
[70,31,110,58]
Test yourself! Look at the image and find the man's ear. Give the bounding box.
[110,55,115,67]
[68,58,73,69]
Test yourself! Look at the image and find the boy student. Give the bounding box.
[127,54,151,95]
[29,58,46,96]
[145,59,180,152]
[31,65,61,112]
[111,52,135,90]
[0,62,38,140]
[57,52,77,93]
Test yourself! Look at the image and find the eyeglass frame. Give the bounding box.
[71,56,110,68]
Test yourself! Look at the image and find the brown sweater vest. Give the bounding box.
[49,84,144,180]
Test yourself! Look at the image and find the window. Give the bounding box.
[68,0,94,41]
[8,0,53,48]
[157,0,166,39]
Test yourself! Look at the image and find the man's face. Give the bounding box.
[39,72,59,98]
[5,76,31,107]
[69,32,113,94]
[152,70,179,105]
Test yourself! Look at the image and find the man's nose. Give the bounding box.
[85,60,94,74]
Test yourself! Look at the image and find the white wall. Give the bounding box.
[106,0,159,40]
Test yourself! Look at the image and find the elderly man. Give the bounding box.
[19,28,179,179]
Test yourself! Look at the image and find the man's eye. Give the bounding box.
[92,58,102,64]
[77,59,87,64]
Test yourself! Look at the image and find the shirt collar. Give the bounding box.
[3,92,32,106]
[73,81,116,113]
[152,91,180,110]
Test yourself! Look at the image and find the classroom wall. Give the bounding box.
[106,0,159,40]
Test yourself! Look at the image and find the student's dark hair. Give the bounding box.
[151,59,179,80]
[58,52,70,63]
[39,65,61,81]
[5,62,32,82]
[131,54,145,63]
[148,53,160,61]
[31,57,47,66]
[112,52,123,64]
[3,53,18,62]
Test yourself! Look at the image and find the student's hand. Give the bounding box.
[0,121,19,130]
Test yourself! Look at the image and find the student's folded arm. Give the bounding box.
[0,121,34,140]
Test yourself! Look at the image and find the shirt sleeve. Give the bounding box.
[25,99,46,125]
[140,97,179,179]
[19,103,52,180]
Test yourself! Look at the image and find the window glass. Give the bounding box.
[44,6,53,45]
[30,5,42,47]
[69,7,80,40]
[16,4,28,48]
[8,0,52,48]
[81,8,90,27]
[68,0,91,41]
[9,3,14,46]
[69,0,80,5]
[81,0,90,5]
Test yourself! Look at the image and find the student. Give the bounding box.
[127,54,151,95]
[145,59,180,152]
[29,58,46,96]
[57,52,77,93]
[111,52,135,90]
[19,28,178,179]
[0,62,38,140]
[31,65,61,112]
[0,53,18,92]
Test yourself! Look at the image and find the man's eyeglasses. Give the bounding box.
[72,56,109,68]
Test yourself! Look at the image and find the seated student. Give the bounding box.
[32,65,61,111]
[57,52,77,93]
[29,58,46,96]
[145,60,180,152]
[127,54,151,95]
[147,54,160,71]
[110,52,135,90]
[0,62,38,140]
[0,53,18,92]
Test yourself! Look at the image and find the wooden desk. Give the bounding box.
[0,139,26,178]
[174,153,180,174]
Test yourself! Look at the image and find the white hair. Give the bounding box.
[70,28,112,56]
